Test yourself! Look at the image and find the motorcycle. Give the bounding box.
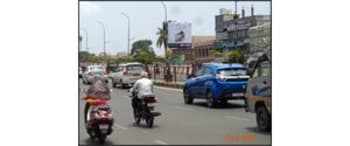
[83,96,113,144]
[129,91,161,128]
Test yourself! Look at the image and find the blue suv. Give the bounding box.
[183,63,249,107]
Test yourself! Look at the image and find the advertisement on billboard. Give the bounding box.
[168,21,192,48]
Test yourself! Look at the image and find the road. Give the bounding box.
[79,79,271,145]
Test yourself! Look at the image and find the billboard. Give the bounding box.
[168,21,192,48]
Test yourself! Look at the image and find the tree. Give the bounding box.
[134,49,156,64]
[229,50,245,64]
[90,54,103,63]
[209,49,223,57]
[156,22,168,59]
[131,40,155,56]
[79,51,92,62]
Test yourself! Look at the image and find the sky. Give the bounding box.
[79,1,270,56]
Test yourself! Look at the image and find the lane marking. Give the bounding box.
[175,106,194,111]
[155,86,182,92]
[224,115,252,121]
[113,123,128,130]
[153,139,168,145]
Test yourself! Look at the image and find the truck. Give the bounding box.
[245,53,271,132]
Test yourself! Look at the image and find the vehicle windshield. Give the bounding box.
[217,68,248,76]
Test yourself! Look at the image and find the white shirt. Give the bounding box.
[130,78,154,99]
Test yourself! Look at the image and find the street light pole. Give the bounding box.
[161,1,167,22]
[121,12,130,56]
[96,21,106,62]
[80,28,88,52]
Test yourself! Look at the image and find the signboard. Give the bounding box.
[168,21,192,48]
[225,20,251,31]
[218,38,245,48]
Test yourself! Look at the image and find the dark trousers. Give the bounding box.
[132,97,141,114]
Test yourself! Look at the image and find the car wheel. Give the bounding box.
[207,91,217,108]
[183,88,193,104]
[256,105,271,132]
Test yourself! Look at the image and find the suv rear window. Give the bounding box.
[126,65,144,71]
[217,68,248,76]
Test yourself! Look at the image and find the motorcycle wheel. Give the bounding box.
[146,116,154,128]
[87,128,93,139]
[98,135,106,144]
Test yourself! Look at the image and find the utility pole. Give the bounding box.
[80,28,88,52]
[96,21,106,63]
[161,1,168,59]
[121,12,130,56]
[234,0,239,63]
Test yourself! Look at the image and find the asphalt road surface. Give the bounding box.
[79,79,271,145]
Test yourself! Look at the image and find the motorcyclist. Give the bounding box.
[84,76,111,123]
[129,71,154,116]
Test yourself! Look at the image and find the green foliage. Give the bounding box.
[156,22,168,59]
[90,55,103,63]
[131,40,155,56]
[79,51,93,62]
[134,48,156,64]
[209,49,223,57]
[228,50,245,64]
[114,56,135,64]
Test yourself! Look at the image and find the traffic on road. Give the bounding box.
[79,56,271,145]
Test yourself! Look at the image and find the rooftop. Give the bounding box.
[192,36,215,47]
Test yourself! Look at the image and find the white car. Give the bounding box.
[82,65,109,84]
[111,62,145,88]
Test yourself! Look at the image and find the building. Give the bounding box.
[171,36,215,64]
[248,22,271,55]
[215,7,271,57]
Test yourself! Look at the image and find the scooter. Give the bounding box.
[129,91,161,128]
[83,96,114,144]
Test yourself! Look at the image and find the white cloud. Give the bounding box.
[80,2,101,15]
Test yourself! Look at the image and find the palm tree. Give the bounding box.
[156,22,168,59]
